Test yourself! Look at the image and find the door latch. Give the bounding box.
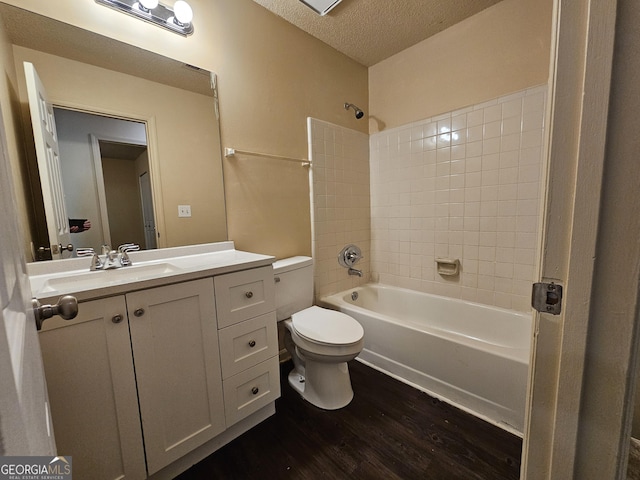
[531,282,563,315]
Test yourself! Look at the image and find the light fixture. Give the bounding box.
[299,0,343,16]
[95,0,194,36]
[173,0,193,26]
[138,0,159,11]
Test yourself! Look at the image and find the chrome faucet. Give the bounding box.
[348,267,363,277]
[339,244,364,278]
[90,243,139,271]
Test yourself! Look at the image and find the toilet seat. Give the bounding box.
[291,306,364,346]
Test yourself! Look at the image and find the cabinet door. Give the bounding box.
[127,278,225,475]
[39,296,146,480]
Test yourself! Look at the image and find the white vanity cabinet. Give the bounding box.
[39,296,146,480]
[34,246,281,479]
[39,278,226,479]
[214,266,281,426]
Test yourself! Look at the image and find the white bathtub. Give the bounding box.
[320,284,532,434]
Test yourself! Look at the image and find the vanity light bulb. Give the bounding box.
[139,0,159,10]
[173,0,193,25]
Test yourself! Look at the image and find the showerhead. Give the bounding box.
[344,102,365,119]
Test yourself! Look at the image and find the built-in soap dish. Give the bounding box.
[436,258,460,277]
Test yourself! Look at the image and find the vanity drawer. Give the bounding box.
[219,312,278,379]
[223,356,280,426]
[214,266,275,328]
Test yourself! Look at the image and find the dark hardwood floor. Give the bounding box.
[177,360,522,479]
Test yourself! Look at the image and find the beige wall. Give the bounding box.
[0,17,34,258]
[3,0,368,260]
[368,0,553,132]
[102,157,146,249]
[216,3,366,258]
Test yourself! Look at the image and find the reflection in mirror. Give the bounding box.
[54,108,153,254]
[0,3,228,261]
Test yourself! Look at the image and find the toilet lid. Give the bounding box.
[292,306,364,345]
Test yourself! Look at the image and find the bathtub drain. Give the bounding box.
[351,291,358,301]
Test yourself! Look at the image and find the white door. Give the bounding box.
[24,61,71,260]
[139,171,157,249]
[0,102,55,455]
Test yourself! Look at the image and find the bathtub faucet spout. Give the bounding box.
[348,267,363,277]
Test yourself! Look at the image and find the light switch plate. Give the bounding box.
[178,205,191,217]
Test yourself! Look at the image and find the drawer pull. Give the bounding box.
[134,308,145,317]
[245,291,254,299]
[248,340,256,347]
[251,387,259,395]
[112,314,123,324]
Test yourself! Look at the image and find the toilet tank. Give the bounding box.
[273,256,314,321]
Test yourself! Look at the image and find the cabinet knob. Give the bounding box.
[251,387,259,395]
[245,291,253,299]
[248,340,256,348]
[112,314,123,324]
[134,308,145,317]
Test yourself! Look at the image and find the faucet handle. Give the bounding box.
[118,243,140,253]
[76,248,95,257]
[338,244,363,268]
[90,254,103,271]
[120,251,132,267]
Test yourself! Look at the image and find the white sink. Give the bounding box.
[37,263,180,294]
[27,242,276,301]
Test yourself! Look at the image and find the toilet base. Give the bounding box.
[288,369,306,395]
[287,359,354,410]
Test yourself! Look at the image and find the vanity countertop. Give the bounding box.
[28,241,275,303]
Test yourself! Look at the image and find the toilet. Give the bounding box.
[274,256,364,410]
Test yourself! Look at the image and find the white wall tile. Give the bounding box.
[484,104,502,123]
[369,86,546,312]
[309,118,370,302]
[311,87,545,313]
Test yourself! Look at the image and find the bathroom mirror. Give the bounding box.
[0,3,228,260]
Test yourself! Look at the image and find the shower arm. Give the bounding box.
[344,102,365,119]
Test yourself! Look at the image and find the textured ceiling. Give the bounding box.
[2,1,507,89]
[252,0,506,66]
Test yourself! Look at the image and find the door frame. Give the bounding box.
[89,132,148,248]
[139,171,157,249]
[46,100,166,250]
[522,0,640,477]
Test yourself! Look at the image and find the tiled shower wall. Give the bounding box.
[369,86,547,312]
[308,118,370,301]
